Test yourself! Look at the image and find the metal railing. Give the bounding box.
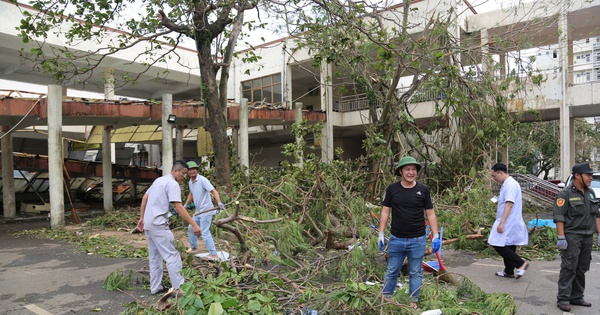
[335,67,599,114]
[510,173,561,208]
[336,88,444,113]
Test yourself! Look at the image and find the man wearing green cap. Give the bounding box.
[378,156,440,309]
[553,163,600,312]
[183,161,224,260]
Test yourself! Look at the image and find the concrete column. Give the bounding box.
[48,85,65,227]
[285,63,293,110]
[295,102,304,167]
[162,94,174,175]
[130,180,137,202]
[448,22,462,152]
[320,62,334,162]
[480,28,490,73]
[102,126,113,211]
[559,3,572,181]
[104,68,115,100]
[103,68,115,212]
[1,126,16,218]
[175,125,184,161]
[501,146,509,166]
[239,98,249,175]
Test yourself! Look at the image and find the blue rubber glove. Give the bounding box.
[432,235,441,253]
[218,202,225,211]
[186,202,195,210]
[378,232,386,251]
[557,235,567,250]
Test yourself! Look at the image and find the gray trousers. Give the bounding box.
[145,224,184,294]
[557,234,593,304]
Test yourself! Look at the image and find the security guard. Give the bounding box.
[553,163,600,312]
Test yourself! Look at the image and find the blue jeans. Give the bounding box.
[382,234,427,302]
[187,214,217,255]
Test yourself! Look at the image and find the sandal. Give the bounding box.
[409,302,419,310]
[515,262,529,280]
[495,271,515,278]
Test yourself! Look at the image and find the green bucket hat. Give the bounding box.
[395,156,421,176]
[186,161,199,169]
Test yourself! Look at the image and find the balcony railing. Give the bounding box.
[336,88,444,113]
[336,69,599,113]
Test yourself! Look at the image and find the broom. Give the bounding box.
[430,227,457,284]
[63,165,82,224]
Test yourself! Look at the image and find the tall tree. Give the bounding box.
[272,0,538,196]
[14,0,265,190]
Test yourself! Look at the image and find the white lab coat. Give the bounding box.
[488,176,529,246]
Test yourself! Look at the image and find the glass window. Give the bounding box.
[253,89,262,102]
[262,76,272,86]
[241,74,284,104]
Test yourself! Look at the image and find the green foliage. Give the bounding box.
[103,269,133,291]
[331,280,373,310]
[18,227,147,258]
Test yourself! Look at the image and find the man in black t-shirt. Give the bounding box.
[378,156,440,310]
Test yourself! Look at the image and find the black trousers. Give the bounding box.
[492,245,525,276]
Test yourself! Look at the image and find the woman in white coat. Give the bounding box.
[489,163,529,279]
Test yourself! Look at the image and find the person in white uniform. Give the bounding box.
[488,163,529,279]
[183,161,224,260]
[136,160,202,295]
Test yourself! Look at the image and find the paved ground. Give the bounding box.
[0,220,149,315]
[441,249,600,315]
[2,219,600,315]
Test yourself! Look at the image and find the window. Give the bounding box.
[241,74,282,104]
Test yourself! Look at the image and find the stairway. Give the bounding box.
[510,173,561,207]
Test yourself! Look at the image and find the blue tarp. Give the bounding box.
[527,218,556,229]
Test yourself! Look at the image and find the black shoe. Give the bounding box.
[557,303,571,312]
[570,299,592,307]
[152,286,170,295]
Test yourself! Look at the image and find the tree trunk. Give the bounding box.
[197,43,232,191]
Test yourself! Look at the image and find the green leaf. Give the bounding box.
[207,302,224,315]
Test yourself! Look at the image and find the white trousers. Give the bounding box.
[145,224,184,294]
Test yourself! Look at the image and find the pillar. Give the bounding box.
[103,69,115,212]
[480,28,492,73]
[175,125,184,161]
[239,98,249,175]
[1,126,16,218]
[48,85,65,227]
[559,2,573,181]
[295,102,304,167]
[162,94,174,175]
[102,126,113,211]
[320,62,334,162]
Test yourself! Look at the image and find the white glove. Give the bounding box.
[557,235,567,250]
[378,232,386,251]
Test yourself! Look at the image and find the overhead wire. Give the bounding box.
[0,96,43,140]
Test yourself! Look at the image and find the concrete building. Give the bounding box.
[2,0,600,221]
